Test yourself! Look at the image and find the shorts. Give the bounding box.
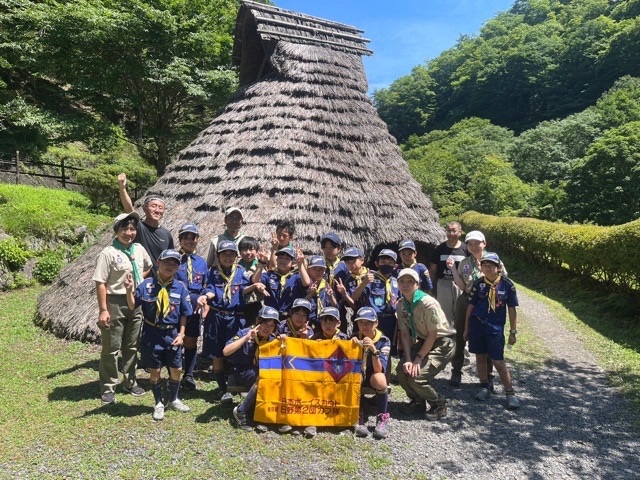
[468,317,505,361]
[184,313,202,338]
[230,365,258,388]
[139,325,183,369]
[202,311,246,359]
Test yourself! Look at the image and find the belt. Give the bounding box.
[209,307,237,315]
[144,319,176,330]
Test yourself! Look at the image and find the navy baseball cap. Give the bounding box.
[178,222,199,235]
[321,232,342,246]
[398,240,416,252]
[319,307,340,321]
[342,247,364,259]
[308,255,327,268]
[354,307,378,322]
[291,298,312,312]
[217,240,239,254]
[158,249,181,263]
[378,249,398,262]
[258,306,280,322]
[276,246,296,258]
[481,252,501,266]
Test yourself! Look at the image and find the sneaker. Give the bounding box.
[101,391,116,405]
[277,424,293,434]
[449,370,462,388]
[255,424,269,433]
[153,402,165,421]
[303,426,317,438]
[123,384,146,397]
[233,406,253,432]
[220,392,234,405]
[425,402,447,421]
[167,399,190,413]
[181,375,197,391]
[506,394,520,410]
[354,423,369,438]
[373,413,390,439]
[400,398,426,415]
[475,387,491,401]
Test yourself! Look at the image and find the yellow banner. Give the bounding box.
[254,338,363,427]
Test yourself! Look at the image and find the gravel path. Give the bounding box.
[268,290,640,480]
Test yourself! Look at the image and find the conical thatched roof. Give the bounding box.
[36,0,444,342]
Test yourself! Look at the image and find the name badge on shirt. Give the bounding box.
[170,292,181,299]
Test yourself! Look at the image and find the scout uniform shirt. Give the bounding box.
[467,276,519,325]
[134,276,193,327]
[226,327,277,368]
[353,329,391,377]
[395,262,433,292]
[396,292,456,341]
[260,270,306,317]
[202,264,249,314]
[362,270,399,319]
[93,242,153,294]
[176,252,208,306]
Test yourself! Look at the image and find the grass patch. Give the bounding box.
[0,183,109,240]
[505,254,640,414]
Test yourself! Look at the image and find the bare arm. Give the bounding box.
[96,282,110,327]
[118,173,134,213]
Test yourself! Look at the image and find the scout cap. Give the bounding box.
[321,232,342,247]
[342,247,364,259]
[217,240,239,254]
[397,268,419,283]
[480,252,501,266]
[354,307,378,322]
[112,212,140,231]
[465,230,486,243]
[224,207,243,218]
[319,307,340,321]
[275,246,296,259]
[143,196,165,207]
[158,249,181,263]
[308,255,327,268]
[178,222,199,235]
[398,240,416,252]
[378,249,398,262]
[257,306,280,322]
[291,298,312,312]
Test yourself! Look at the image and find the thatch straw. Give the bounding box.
[36,1,444,342]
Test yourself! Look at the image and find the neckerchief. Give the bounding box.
[470,257,482,283]
[179,252,194,284]
[373,271,393,304]
[484,275,502,312]
[313,278,327,316]
[218,265,237,303]
[221,230,243,243]
[286,318,308,338]
[401,290,427,341]
[156,276,173,319]
[112,239,142,286]
[350,267,369,286]
[325,257,341,284]
[278,270,295,300]
[358,328,383,376]
[239,258,258,271]
[254,334,273,364]
[402,261,417,268]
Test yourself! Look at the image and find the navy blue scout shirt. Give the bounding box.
[202,265,249,312]
[362,271,399,318]
[261,270,306,315]
[175,253,208,306]
[325,259,347,284]
[334,268,369,310]
[353,330,391,375]
[226,327,277,367]
[135,277,193,326]
[277,319,314,338]
[307,282,333,327]
[467,276,519,325]
[395,263,433,292]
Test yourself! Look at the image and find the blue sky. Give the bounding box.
[275,1,515,93]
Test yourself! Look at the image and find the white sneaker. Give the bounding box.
[153,402,165,421]
[167,399,190,413]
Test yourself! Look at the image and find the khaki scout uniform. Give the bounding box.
[396,294,455,404]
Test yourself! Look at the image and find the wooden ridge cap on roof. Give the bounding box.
[239,0,373,56]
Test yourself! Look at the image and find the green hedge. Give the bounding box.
[460,211,640,290]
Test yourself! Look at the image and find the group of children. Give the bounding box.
[97,192,521,438]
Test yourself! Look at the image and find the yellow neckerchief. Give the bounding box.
[254,333,272,364]
[484,274,502,312]
[287,318,308,338]
[218,264,237,302]
[156,276,173,319]
[350,266,369,285]
[373,270,393,304]
[278,269,295,299]
[325,256,341,283]
[179,250,196,284]
[313,278,327,315]
[358,328,383,375]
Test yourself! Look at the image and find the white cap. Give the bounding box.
[397,268,419,283]
[465,230,485,243]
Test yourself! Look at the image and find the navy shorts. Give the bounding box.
[184,313,201,338]
[202,312,246,359]
[231,365,258,388]
[140,325,183,369]
[468,317,505,361]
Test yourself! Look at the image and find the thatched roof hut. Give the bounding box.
[36,0,444,342]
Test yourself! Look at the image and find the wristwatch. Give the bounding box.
[510,330,518,335]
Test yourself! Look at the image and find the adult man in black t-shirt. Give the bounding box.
[428,221,467,324]
[118,173,174,274]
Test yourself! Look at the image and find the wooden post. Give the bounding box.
[61,157,66,188]
[15,150,19,185]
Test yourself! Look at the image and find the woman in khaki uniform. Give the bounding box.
[93,212,153,404]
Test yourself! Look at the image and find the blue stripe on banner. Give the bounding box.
[258,356,363,374]
[259,356,284,370]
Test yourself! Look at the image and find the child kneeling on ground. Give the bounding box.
[125,249,192,421]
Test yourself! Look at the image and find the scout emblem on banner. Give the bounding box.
[254,338,363,427]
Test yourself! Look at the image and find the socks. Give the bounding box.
[375,390,389,415]
[183,347,197,377]
[214,369,227,391]
[168,379,180,403]
[150,380,162,405]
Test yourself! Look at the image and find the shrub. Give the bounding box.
[33,250,65,284]
[0,237,30,271]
